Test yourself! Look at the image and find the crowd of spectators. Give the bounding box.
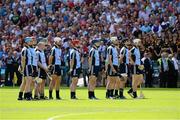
[0,0,180,87]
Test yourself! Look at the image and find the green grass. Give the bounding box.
[0,87,180,120]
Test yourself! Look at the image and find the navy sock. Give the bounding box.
[49,90,52,98]
[114,90,118,96]
[119,88,124,97]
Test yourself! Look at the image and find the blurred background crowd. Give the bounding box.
[0,0,180,87]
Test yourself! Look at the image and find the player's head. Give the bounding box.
[125,41,132,49]
[110,36,119,46]
[24,37,33,46]
[133,39,142,47]
[37,38,48,50]
[37,41,46,50]
[92,39,101,48]
[54,37,62,46]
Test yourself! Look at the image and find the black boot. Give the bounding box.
[110,89,114,98]
[24,93,27,99]
[71,92,77,99]
[26,92,32,101]
[127,88,133,98]
[40,95,44,99]
[88,91,93,99]
[56,90,61,100]
[34,95,39,100]
[18,92,23,100]
[106,90,109,98]
[114,90,118,97]
[106,90,110,99]
[128,88,133,93]
[133,91,137,98]
[29,92,33,100]
[49,90,53,99]
[92,91,98,100]
[119,89,126,99]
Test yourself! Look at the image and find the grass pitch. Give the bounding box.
[0,87,180,120]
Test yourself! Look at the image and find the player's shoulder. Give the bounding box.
[22,46,28,51]
[130,47,136,52]
[70,49,75,54]
[35,49,41,53]
[90,47,95,52]
[107,46,112,49]
[51,46,56,50]
[121,46,126,50]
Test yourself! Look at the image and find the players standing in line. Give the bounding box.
[106,37,120,99]
[69,39,81,99]
[35,41,49,99]
[114,41,131,99]
[17,37,33,100]
[128,39,144,98]
[88,40,101,99]
[48,37,63,100]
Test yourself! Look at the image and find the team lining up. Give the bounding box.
[17,37,145,100]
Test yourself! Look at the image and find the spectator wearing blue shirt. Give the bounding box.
[141,22,151,34]
[0,45,4,58]
[26,0,35,5]
[0,4,7,17]
[45,0,54,14]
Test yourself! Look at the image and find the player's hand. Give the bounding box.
[48,65,52,69]
[18,66,23,74]
[138,65,144,70]
[88,69,91,75]
[18,66,22,72]
[120,76,125,81]
[112,68,117,73]
[44,67,49,73]
[48,65,53,71]
[68,68,73,75]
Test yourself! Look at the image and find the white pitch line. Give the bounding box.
[47,110,179,120]
[47,112,98,120]
[47,109,137,120]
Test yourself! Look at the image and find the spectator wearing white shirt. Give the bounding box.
[102,0,109,7]
[139,8,149,21]
[114,12,122,24]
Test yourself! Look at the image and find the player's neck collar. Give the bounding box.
[111,44,115,47]
[93,45,98,49]
[54,44,59,48]
[37,48,42,52]
[25,45,29,48]
[73,47,78,51]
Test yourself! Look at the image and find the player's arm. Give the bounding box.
[37,52,48,72]
[129,50,135,65]
[108,49,116,72]
[88,50,93,70]
[38,62,48,72]
[119,49,125,63]
[70,51,75,71]
[48,49,55,67]
[21,50,26,72]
